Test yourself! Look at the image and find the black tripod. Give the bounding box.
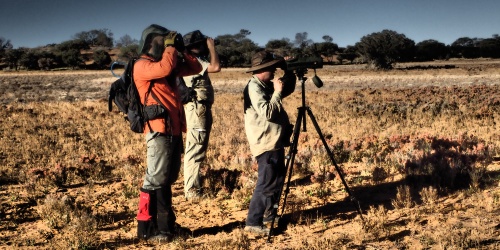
[267,69,364,242]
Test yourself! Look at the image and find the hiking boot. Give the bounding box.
[185,189,202,201]
[244,225,270,235]
[263,216,280,227]
[148,232,173,243]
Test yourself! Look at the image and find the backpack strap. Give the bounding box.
[143,80,172,135]
[131,57,156,133]
[143,81,155,133]
[243,79,252,113]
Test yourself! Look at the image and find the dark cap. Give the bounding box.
[246,50,284,73]
[183,30,207,49]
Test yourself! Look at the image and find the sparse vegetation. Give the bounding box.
[1,59,499,249]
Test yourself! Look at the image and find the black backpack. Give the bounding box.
[109,58,169,134]
[108,58,149,133]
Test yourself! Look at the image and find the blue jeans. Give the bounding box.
[246,148,286,226]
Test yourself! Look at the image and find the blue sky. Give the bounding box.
[1,0,499,49]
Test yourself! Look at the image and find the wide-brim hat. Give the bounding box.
[138,24,171,54]
[246,50,284,73]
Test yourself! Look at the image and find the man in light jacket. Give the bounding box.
[243,49,296,235]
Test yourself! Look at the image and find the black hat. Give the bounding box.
[183,30,207,49]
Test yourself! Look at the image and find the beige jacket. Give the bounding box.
[244,74,296,157]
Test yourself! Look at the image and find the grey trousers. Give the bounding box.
[140,132,182,234]
[142,132,182,190]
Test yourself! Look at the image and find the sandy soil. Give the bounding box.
[1,59,499,249]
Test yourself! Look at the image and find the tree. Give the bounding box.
[215,29,258,67]
[451,37,479,58]
[355,29,415,69]
[93,50,111,69]
[0,37,12,48]
[61,49,82,69]
[315,41,339,63]
[19,49,39,70]
[265,38,293,56]
[294,32,313,49]
[37,51,56,70]
[4,48,24,70]
[451,37,475,47]
[337,46,358,64]
[55,39,89,68]
[118,44,139,62]
[322,35,333,43]
[116,34,138,47]
[73,29,113,47]
[415,39,448,61]
[0,37,13,62]
[235,29,252,41]
[57,39,89,51]
[477,37,500,58]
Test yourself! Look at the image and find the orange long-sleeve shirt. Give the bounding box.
[133,47,202,135]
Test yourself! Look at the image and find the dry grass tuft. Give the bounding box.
[37,194,72,229]
[392,185,414,210]
[363,205,390,240]
[61,210,99,249]
[419,186,439,212]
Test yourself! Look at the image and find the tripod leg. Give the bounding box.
[305,107,364,221]
[267,107,305,242]
[279,107,305,216]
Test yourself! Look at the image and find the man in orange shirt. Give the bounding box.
[134,24,202,242]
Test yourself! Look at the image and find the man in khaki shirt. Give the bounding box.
[181,30,221,199]
[243,49,296,235]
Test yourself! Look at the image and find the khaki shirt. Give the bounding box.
[182,59,214,104]
[244,75,295,157]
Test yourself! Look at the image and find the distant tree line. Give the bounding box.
[0,29,117,70]
[1,28,500,70]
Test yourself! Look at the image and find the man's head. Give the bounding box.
[246,49,284,83]
[183,30,208,56]
[138,24,171,60]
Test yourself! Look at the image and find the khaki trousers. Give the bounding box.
[183,102,212,196]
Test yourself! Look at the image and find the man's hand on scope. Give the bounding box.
[273,56,295,92]
[273,78,284,92]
